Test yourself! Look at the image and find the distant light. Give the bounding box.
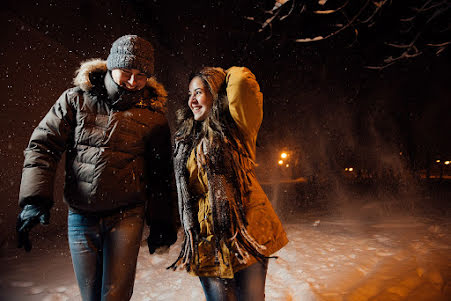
[286,164,290,167]
[349,167,354,172]
[278,160,284,165]
[345,168,348,171]
[281,152,288,159]
[436,160,441,163]
[445,161,450,165]
[399,152,403,156]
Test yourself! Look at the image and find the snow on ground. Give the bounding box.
[1,213,450,300]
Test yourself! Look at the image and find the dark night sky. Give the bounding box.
[1,0,450,239]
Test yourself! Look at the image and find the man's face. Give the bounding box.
[111,68,148,91]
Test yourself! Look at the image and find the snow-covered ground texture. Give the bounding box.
[1,211,450,300]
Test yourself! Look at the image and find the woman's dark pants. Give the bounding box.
[199,259,269,301]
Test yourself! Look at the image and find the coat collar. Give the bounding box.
[73,59,167,113]
[102,70,146,110]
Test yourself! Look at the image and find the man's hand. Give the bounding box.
[147,224,177,254]
[16,205,50,252]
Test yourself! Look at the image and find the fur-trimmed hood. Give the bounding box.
[73,59,167,113]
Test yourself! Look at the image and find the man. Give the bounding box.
[16,35,177,301]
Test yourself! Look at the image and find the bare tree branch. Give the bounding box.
[246,0,450,69]
[427,41,451,47]
[296,0,372,43]
[313,0,351,15]
[280,0,296,20]
[361,0,389,24]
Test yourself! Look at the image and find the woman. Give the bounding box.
[170,66,288,300]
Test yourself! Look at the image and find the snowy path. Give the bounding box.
[1,215,450,300]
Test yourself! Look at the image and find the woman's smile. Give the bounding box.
[188,77,213,121]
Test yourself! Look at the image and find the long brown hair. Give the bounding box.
[175,67,230,146]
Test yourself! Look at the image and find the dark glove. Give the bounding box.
[147,224,177,254]
[16,204,50,252]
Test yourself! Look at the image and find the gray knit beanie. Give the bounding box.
[107,35,154,76]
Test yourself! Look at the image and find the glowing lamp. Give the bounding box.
[281,152,288,159]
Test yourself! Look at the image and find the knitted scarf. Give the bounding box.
[168,121,268,272]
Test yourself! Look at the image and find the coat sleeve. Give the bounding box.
[226,66,263,139]
[18,89,77,209]
[144,121,179,231]
[226,66,263,160]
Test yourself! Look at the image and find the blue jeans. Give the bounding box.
[68,205,145,301]
[199,259,269,301]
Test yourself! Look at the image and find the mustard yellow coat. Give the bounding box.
[186,67,288,278]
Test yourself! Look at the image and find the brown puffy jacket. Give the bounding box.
[19,60,174,224]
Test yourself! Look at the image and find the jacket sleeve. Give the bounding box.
[145,121,179,231]
[18,89,77,209]
[226,66,263,160]
[226,66,263,139]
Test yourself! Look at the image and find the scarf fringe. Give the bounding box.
[167,229,199,272]
[170,132,275,273]
[168,230,274,272]
[168,207,273,272]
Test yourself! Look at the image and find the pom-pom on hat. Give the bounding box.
[107,35,154,76]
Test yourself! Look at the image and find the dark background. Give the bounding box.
[1,0,450,245]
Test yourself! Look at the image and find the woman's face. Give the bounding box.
[188,76,213,121]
